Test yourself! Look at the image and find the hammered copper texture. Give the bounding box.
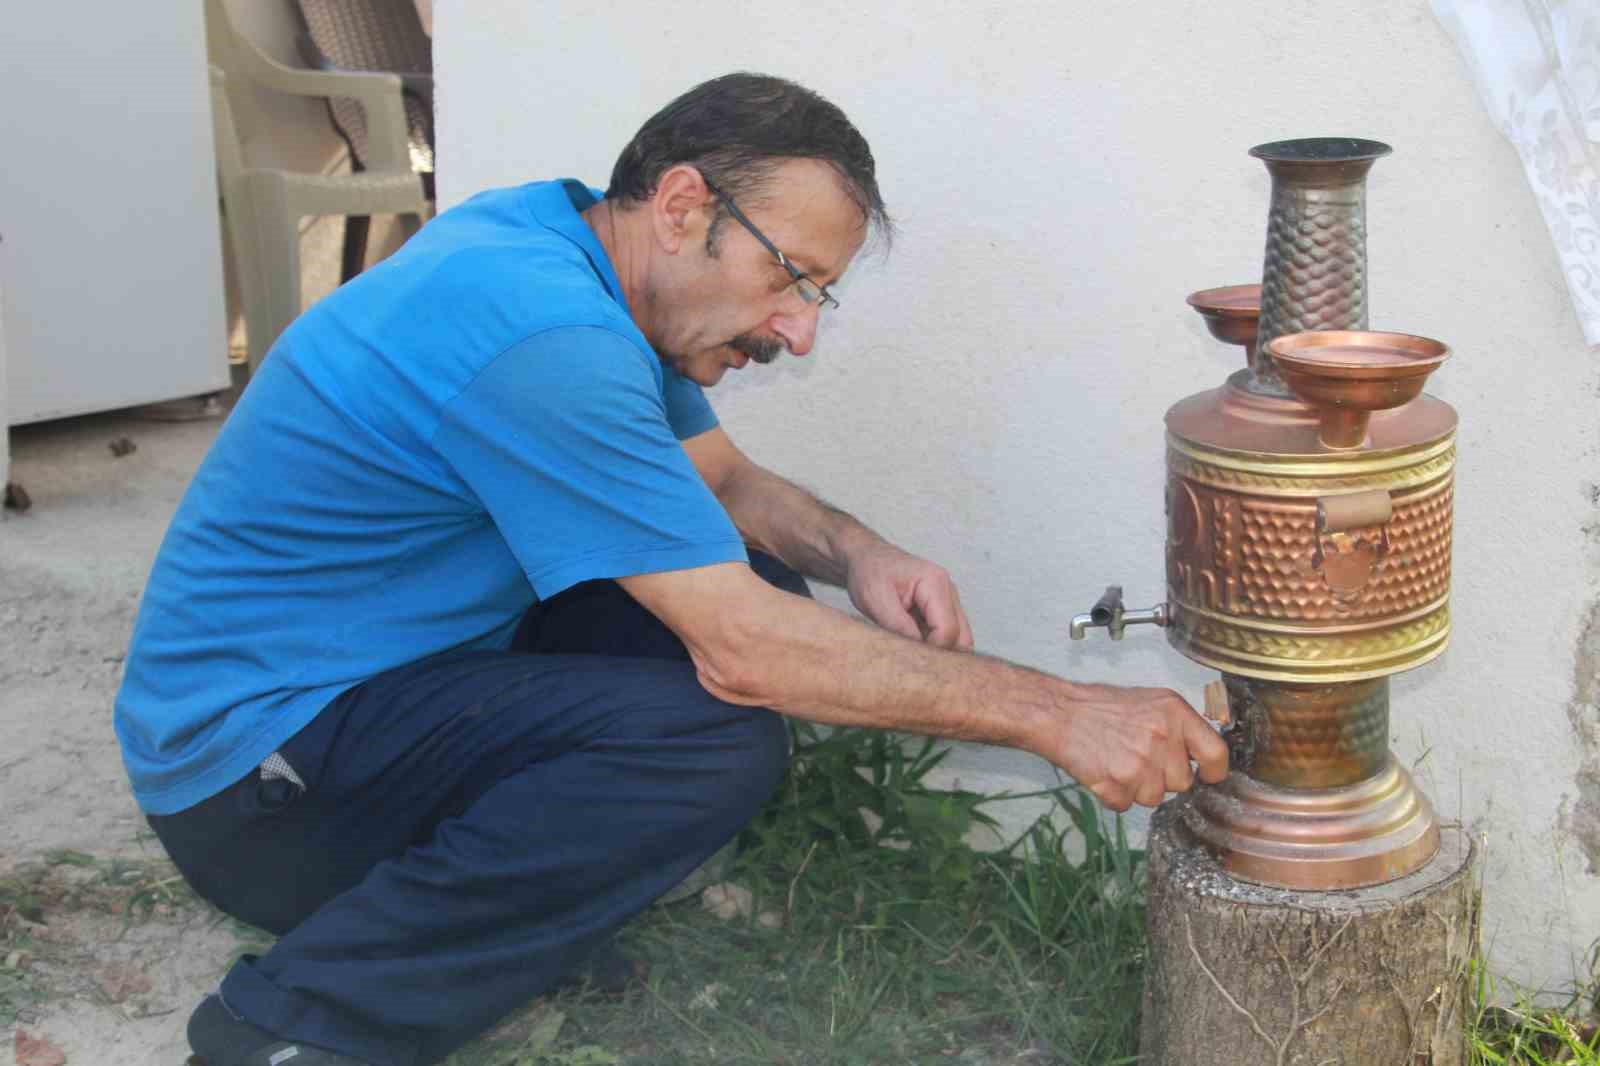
[1165,479,1454,624]
[1227,677,1389,788]
[1252,190,1369,393]
[1164,429,1455,676]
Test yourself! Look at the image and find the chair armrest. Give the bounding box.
[294,29,434,108]
[225,29,413,172]
[397,71,434,111]
[319,66,433,125]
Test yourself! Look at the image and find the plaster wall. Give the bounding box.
[1,261,8,498]
[435,0,1600,993]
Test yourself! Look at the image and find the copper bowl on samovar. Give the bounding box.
[1074,138,1457,891]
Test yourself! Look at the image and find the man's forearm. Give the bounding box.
[636,561,1049,748]
[722,591,1050,749]
[717,460,881,587]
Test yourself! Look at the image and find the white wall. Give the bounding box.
[1,259,8,499]
[435,1,1600,995]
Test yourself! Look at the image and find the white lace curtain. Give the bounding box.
[1433,0,1600,347]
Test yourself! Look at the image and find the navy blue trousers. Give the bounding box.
[148,554,803,1065]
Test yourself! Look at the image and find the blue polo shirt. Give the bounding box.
[115,180,748,815]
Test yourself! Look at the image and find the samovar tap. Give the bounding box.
[1069,585,1170,640]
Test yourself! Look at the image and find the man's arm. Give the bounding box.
[618,562,1228,812]
[682,426,972,649]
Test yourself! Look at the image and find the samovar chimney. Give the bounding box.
[1247,137,1392,396]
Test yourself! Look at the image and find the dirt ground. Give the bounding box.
[3,404,243,1066]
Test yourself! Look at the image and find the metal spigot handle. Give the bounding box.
[1070,585,1169,640]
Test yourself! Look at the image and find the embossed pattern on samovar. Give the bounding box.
[1164,434,1454,680]
[1073,138,1457,891]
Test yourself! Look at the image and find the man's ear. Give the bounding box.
[650,165,714,255]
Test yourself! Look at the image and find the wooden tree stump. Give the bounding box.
[1140,799,1478,1066]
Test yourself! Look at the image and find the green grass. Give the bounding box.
[446,724,1150,1065]
[1467,959,1600,1065]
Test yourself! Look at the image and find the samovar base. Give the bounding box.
[1183,755,1439,890]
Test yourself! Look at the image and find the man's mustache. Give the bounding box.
[728,333,783,364]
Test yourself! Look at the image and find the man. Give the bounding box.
[115,73,1227,1066]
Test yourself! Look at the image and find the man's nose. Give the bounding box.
[770,305,819,357]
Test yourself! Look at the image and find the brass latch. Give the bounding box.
[1308,488,1393,600]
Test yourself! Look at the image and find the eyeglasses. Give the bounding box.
[701,175,840,312]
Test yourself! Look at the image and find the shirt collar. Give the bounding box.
[526,179,630,313]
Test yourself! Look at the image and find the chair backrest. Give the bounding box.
[294,0,434,174]
[296,0,432,77]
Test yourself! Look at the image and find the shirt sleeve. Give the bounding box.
[432,326,748,599]
[661,364,719,440]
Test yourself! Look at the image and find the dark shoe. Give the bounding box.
[186,993,370,1065]
[549,940,648,998]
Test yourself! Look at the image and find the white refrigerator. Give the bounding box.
[0,2,230,431]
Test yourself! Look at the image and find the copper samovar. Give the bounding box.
[1072,138,1456,890]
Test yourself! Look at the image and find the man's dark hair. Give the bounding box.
[606,73,891,249]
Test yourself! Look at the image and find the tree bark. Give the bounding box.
[1141,800,1479,1066]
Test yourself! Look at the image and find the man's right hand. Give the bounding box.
[1040,683,1230,812]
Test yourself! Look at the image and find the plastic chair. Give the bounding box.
[293,0,435,281]
[205,0,428,371]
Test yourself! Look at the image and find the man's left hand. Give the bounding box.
[845,542,974,651]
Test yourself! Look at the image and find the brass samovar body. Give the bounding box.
[1083,138,1457,891]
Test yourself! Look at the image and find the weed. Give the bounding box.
[1467,960,1600,1065]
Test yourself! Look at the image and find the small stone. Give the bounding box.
[701,882,753,921]
[13,1030,67,1066]
[3,481,32,512]
[94,960,153,1004]
[757,910,783,930]
[108,437,137,457]
[689,982,726,1010]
